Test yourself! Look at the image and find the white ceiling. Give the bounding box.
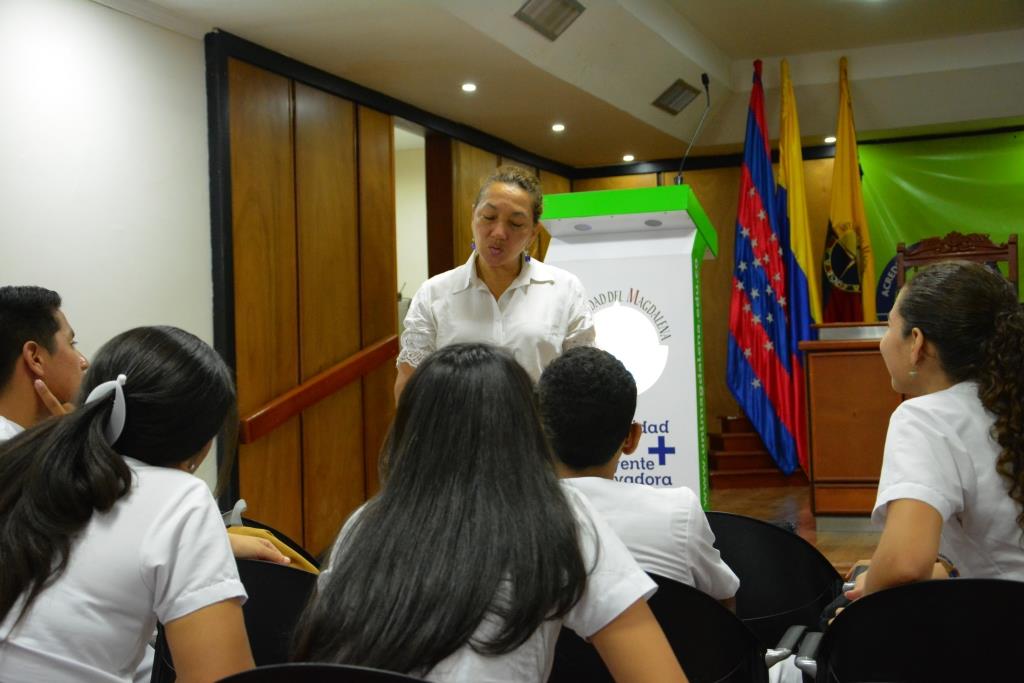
[103,0,1024,169]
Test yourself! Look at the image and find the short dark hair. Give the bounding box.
[538,346,637,470]
[0,286,62,388]
[474,165,543,223]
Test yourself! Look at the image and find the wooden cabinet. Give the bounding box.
[800,339,903,515]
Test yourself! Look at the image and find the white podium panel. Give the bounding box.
[544,186,717,504]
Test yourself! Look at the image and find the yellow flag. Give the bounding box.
[778,59,822,325]
[826,57,877,322]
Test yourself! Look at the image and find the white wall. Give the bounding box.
[0,0,219,488]
[394,146,428,302]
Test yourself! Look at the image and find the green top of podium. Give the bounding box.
[543,185,718,257]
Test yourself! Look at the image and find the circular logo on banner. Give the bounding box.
[593,303,669,395]
[823,226,861,294]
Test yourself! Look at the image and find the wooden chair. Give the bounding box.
[896,231,1018,288]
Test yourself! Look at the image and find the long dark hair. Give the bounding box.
[292,343,587,673]
[898,261,1024,529]
[0,326,236,625]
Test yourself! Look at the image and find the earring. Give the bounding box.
[470,240,476,251]
[188,461,197,472]
[523,250,531,263]
[908,368,918,377]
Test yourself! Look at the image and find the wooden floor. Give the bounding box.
[710,486,879,575]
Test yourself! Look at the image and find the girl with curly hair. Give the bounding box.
[863,260,1024,593]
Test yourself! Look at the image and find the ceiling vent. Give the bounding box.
[652,78,700,116]
[514,0,585,41]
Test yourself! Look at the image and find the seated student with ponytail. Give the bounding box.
[0,326,255,683]
[848,261,1024,599]
[293,343,688,683]
[0,286,289,568]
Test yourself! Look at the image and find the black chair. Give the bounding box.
[549,574,803,683]
[236,558,319,665]
[705,511,842,648]
[794,578,1024,682]
[151,558,318,680]
[218,662,428,682]
[239,516,321,570]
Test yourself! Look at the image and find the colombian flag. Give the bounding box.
[775,59,817,472]
[823,57,877,322]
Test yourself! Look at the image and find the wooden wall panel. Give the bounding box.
[425,134,455,276]
[294,83,364,555]
[539,170,571,196]
[227,58,303,540]
[452,141,499,265]
[358,106,398,496]
[572,173,658,192]
[535,170,570,261]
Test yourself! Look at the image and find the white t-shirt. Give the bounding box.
[320,483,655,683]
[564,477,739,600]
[0,415,24,441]
[398,253,595,381]
[873,381,1024,579]
[0,458,247,683]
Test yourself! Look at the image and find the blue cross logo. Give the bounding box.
[648,435,675,466]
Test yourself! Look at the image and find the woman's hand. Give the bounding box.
[228,534,290,565]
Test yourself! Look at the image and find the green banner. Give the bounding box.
[859,130,1024,305]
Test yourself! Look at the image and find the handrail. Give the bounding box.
[239,334,399,444]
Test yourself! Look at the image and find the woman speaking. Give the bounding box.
[396,166,594,396]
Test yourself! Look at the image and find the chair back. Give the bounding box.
[548,574,767,683]
[896,231,1018,288]
[237,558,318,666]
[218,662,427,682]
[705,511,842,647]
[816,578,1024,682]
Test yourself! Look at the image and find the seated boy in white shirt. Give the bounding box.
[538,346,739,609]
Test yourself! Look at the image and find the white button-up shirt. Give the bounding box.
[398,253,595,381]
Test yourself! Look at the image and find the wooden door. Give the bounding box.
[226,61,396,555]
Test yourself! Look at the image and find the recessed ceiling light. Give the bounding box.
[461,82,477,93]
[551,123,566,132]
[824,135,837,144]
[623,154,635,162]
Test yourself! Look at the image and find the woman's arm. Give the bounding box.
[863,498,943,596]
[591,599,688,683]
[394,362,415,401]
[164,598,254,683]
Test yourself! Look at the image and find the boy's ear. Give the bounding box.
[622,421,642,455]
[21,341,46,378]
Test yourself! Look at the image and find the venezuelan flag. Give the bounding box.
[775,59,818,472]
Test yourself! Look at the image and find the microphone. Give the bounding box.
[674,73,712,186]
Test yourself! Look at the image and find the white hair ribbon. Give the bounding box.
[84,374,128,444]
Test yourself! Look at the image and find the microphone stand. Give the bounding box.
[674,73,712,186]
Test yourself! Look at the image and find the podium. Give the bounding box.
[800,325,903,515]
[544,186,718,505]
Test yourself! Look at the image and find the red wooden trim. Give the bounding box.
[239,335,399,444]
